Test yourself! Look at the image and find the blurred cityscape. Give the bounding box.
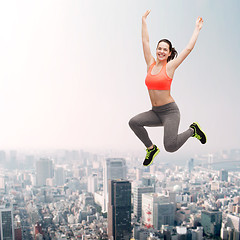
[0,148,240,239]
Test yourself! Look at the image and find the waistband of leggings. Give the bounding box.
[152,102,178,112]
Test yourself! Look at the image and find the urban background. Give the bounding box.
[0,148,240,239]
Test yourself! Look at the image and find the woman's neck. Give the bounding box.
[156,59,167,66]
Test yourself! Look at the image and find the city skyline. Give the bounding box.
[0,1,240,156]
[1,151,240,239]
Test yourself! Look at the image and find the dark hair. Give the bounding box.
[157,39,178,62]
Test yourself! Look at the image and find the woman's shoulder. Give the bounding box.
[147,59,156,72]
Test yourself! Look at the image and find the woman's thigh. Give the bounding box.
[130,110,163,127]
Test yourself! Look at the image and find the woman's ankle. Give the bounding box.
[147,145,154,150]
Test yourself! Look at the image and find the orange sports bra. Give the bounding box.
[145,62,172,90]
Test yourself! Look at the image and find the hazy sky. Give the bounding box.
[0,0,239,156]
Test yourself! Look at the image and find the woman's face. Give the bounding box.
[156,41,171,62]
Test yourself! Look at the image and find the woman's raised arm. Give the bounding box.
[168,17,204,71]
[142,10,155,69]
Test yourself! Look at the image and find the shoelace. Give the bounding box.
[146,148,154,159]
[195,134,202,140]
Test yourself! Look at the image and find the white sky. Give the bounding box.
[0,0,240,156]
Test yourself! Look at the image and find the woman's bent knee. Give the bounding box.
[164,142,178,153]
[128,118,137,129]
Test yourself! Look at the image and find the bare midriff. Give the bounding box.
[148,89,175,106]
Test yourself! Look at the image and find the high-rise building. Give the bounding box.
[201,210,222,237]
[142,193,175,230]
[36,158,54,186]
[54,167,65,186]
[103,158,127,212]
[136,168,143,181]
[88,173,98,193]
[228,214,240,231]
[0,207,15,240]
[220,169,228,182]
[187,158,194,173]
[133,186,154,220]
[0,151,6,163]
[208,154,214,169]
[154,202,175,230]
[108,180,131,240]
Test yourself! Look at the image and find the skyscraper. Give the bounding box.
[88,173,98,193]
[133,186,154,220]
[154,202,175,230]
[108,180,131,240]
[36,158,54,186]
[0,207,15,240]
[142,193,175,230]
[208,154,213,169]
[201,210,222,237]
[136,168,143,181]
[54,167,65,186]
[103,158,127,212]
[187,158,194,173]
[0,151,6,164]
[220,169,228,182]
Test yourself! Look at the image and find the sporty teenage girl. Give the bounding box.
[129,10,207,166]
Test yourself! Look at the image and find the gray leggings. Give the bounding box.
[129,102,193,152]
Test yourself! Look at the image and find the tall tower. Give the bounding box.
[136,168,143,181]
[187,158,194,173]
[108,180,131,240]
[142,193,175,230]
[88,173,98,193]
[219,169,228,182]
[103,158,127,212]
[0,151,6,164]
[0,207,15,240]
[36,158,53,186]
[133,186,154,220]
[208,154,214,169]
[201,210,222,237]
[54,167,65,186]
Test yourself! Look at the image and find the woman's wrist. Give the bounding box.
[194,27,201,34]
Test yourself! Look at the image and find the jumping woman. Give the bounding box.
[129,10,207,167]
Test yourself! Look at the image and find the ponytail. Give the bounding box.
[168,47,178,62]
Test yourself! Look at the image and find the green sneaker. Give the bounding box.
[143,145,160,166]
[190,122,207,144]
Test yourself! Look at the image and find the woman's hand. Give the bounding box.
[196,17,203,30]
[142,10,151,20]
